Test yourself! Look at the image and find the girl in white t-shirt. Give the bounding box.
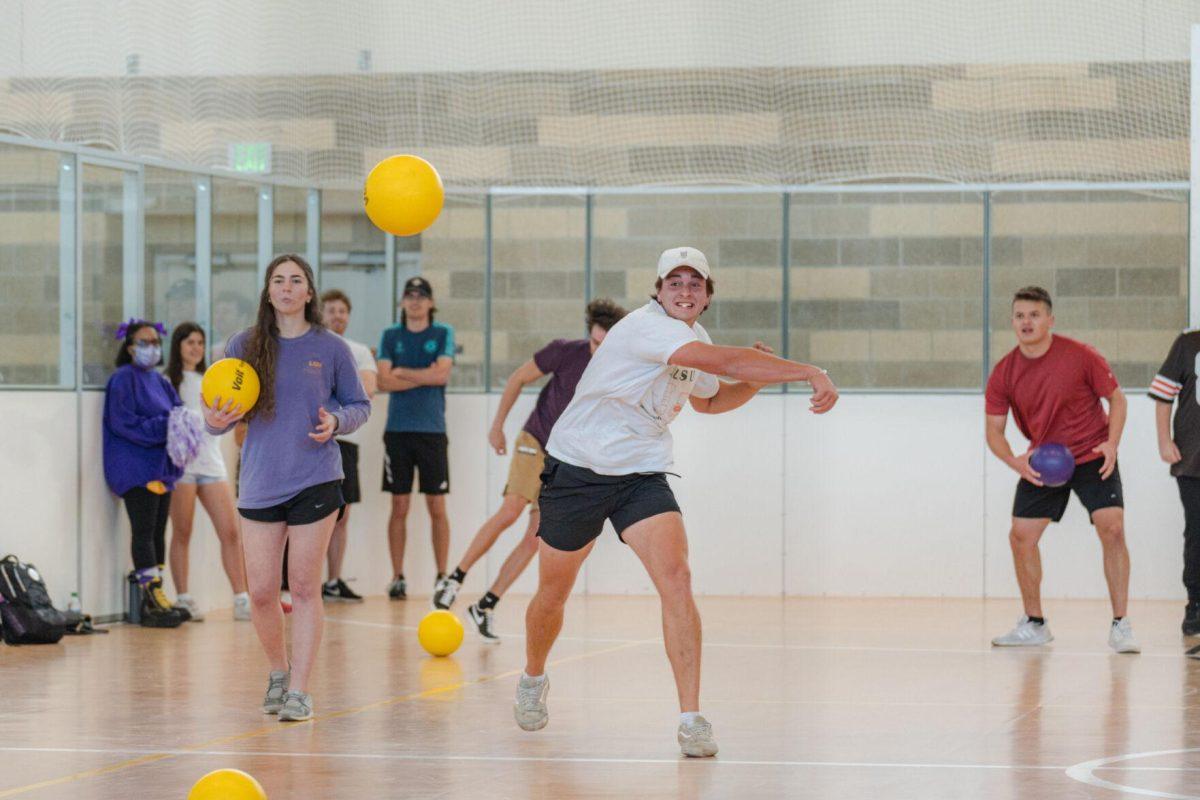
[165,323,250,621]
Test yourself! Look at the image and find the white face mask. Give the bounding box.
[132,342,161,368]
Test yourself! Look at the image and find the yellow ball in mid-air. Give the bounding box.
[188,768,267,800]
[363,154,445,237]
[418,609,464,657]
[201,358,260,413]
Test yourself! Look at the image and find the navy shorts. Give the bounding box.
[536,456,681,552]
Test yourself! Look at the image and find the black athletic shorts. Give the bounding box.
[1013,458,1123,523]
[383,432,450,495]
[240,480,345,526]
[337,440,361,504]
[536,456,681,552]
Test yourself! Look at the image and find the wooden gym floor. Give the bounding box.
[0,595,1198,799]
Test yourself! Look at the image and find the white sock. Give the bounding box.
[522,671,547,684]
[234,592,249,603]
[177,593,192,602]
[680,712,703,726]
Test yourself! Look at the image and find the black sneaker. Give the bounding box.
[387,576,407,600]
[1184,603,1200,636]
[323,578,364,602]
[468,602,501,644]
[140,579,185,628]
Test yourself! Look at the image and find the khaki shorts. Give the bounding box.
[504,430,546,509]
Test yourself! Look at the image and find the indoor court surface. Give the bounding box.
[1,596,1198,799]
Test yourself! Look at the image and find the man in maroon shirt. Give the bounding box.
[985,286,1139,653]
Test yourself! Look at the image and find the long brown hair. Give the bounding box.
[166,322,206,391]
[243,254,323,421]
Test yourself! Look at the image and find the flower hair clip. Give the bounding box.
[114,318,167,340]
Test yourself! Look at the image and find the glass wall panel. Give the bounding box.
[489,195,587,391]
[144,167,197,335]
[81,164,129,385]
[210,178,258,358]
[789,191,985,389]
[593,193,785,382]
[419,195,487,390]
[989,190,1188,388]
[0,144,64,385]
[274,186,308,258]
[319,189,388,353]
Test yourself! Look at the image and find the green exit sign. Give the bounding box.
[228,142,272,174]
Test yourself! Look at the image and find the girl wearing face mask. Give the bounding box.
[102,319,188,628]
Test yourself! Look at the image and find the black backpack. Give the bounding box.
[0,555,66,645]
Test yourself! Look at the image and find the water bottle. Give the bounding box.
[67,592,81,614]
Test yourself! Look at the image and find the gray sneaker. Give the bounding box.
[262,670,289,714]
[1109,618,1141,654]
[278,690,313,722]
[678,715,719,758]
[514,674,549,731]
[991,616,1053,647]
[432,576,461,610]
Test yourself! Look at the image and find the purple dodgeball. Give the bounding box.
[1029,442,1075,487]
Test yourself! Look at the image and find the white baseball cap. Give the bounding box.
[657,247,711,281]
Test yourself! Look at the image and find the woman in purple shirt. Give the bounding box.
[103,319,188,629]
[203,254,370,722]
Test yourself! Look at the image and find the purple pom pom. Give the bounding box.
[167,406,204,469]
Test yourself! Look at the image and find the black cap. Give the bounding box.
[402,276,433,298]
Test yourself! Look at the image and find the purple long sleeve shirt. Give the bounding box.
[212,327,371,508]
[103,364,184,496]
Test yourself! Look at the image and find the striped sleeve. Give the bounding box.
[1149,333,1187,403]
[1149,374,1182,402]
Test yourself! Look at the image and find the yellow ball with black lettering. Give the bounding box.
[188,768,267,800]
[201,358,260,414]
[363,154,444,237]
[418,609,464,657]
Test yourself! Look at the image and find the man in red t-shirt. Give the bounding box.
[984,286,1138,654]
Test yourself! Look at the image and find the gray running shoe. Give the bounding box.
[262,670,289,714]
[278,690,313,722]
[514,674,549,731]
[678,715,719,758]
[991,616,1053,647]
[1109,618,1141,654]
[432,576,461,610]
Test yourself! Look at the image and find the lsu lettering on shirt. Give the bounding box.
[548,301,719,475]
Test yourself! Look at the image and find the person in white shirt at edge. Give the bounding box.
[514,246,840,758]
[318,289,378,602]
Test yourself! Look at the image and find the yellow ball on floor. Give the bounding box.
[188,768,267,800]
[363,154,444,237]
[418,609,464,657]
[201,358,260,413]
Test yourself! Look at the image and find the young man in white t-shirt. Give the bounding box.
[319,290,378,602]
[514,247,840,757]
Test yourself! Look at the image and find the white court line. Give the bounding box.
[3,745,1199,775]
[324,618,1193,658]
[1066,748,1200,800]
[0,746,1070,770]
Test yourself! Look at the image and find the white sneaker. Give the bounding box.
[174,594,204,622]
[432,576,461,610]
[678,715,719,758]
[514,673,549,731]
[991,616,1052,647]
[233,594,251,621]
[1109,618,1141,654]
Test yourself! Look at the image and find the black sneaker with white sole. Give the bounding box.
[432,576,461,610]
[387,577,407,600]
[322,578,364,602]
[468,602,501,644]
[1184,603,1200,636]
